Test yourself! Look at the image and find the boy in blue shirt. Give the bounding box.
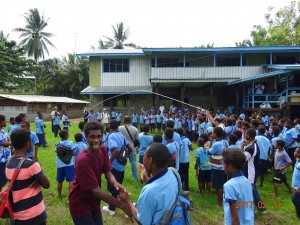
[165,128,180,171]
[55,129,75,200]
[177,128,192,191]
[52,111,61,138]
[195,138,211,194]
[292,147,300,219]
[209,127,228,206]
[138,124,153,164]
[272,140,292,197]
[222,148,254,225]
[35,112,46,147]
[62,111,71,131]
[21,121,39,160]
[78,121,88,145]
[7,117,15,135]
[74,133,87,162]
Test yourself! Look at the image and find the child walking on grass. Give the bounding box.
[55,129,75,200]
[272,139,293,198]
[195,138,211,194]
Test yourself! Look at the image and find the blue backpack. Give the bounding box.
[159,167,192,225]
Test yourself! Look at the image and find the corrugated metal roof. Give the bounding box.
[77,49,144,57]
[80,86,152,94]
[0,94,89,104]
[228,70,292,86]
[267,64,300,70]
[142,46,300,54]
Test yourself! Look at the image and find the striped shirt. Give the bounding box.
[6,157,47,225]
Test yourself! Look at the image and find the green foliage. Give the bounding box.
[33,54,89,97]
[251,1,300,46]
[0,37,36,89]
[97,22,138,49]
[13,8,55,62]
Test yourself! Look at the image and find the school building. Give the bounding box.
[78,47,300,118]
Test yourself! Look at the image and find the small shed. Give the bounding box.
[0,94,89,121]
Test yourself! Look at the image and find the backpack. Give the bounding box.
[56,143,73,164]
[159,167,191,225]
[0,157,27,221]
[115,137,129,165]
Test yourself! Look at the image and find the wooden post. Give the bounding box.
[180,83,185,107]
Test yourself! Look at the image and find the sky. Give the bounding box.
[1,0,293,59]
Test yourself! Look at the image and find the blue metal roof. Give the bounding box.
[142,46,300,54]
[228,70,292,86]
[267,64,300,70]
[78,46,300,57]
[77,49,144,57]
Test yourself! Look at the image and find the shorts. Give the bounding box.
[57,166,75,182]
[211,169,225,189]
[151,123,156,129]
[157,123,162,129]
[273,170,287,184]
[258,159,268,175]
[198,170,211,182]
[72,210,103,225]
[0,162,7,188]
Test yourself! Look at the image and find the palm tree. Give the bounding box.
[13,8,55,62]
[100,22,138,49]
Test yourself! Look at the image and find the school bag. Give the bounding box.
[0,157,27,222]
[158,167,191,225]
[115,137,129,165]
[55,143,73,164]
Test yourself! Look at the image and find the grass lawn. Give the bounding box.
[1,119,299,225]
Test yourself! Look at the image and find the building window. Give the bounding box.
[103,95,129,107]
[152,58,187,67]
[103,59,130,72]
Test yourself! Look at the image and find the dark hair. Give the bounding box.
[15,115,22,123]
[251,119,259,128]
[177,127,184,136]
[233,130,242,139]
[258,126,266,135]
[153,134,163,143]
[143,124,150,133]
[74,133,83,142]
[242,121,250,129]
[246,128,256,138]
[21,121,30,128]
[275,140,285,148]
[164,128,174,140]
[199,133,209,143]
[0,114,6,122]
[166,120,175,129]
[285,119,294,126]
[18,113,26,119]
[11,128,30,150]
[146,143,170,168]
[84,121,103,137]
[226,118,233,126]
[109,119,119,130]
[272,126,281,136]
[79,121,86,130]
[213,127,224,138]
[222,148,246,170]
[229,134,238,144]
[214,117,221,123]
[9,117,15,123]
[197,138,205,147]
[124,116,131,124]
[59,129,68,139]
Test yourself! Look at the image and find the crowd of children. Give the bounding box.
[1,104,300,224]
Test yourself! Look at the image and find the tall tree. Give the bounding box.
[14,8,55,61]
[99,22,138,49]
[0,38,35,90]
[235,39,253,47]
[250,1,300,46]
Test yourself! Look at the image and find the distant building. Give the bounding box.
[0,94,88,121]
[78,47,300,118]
